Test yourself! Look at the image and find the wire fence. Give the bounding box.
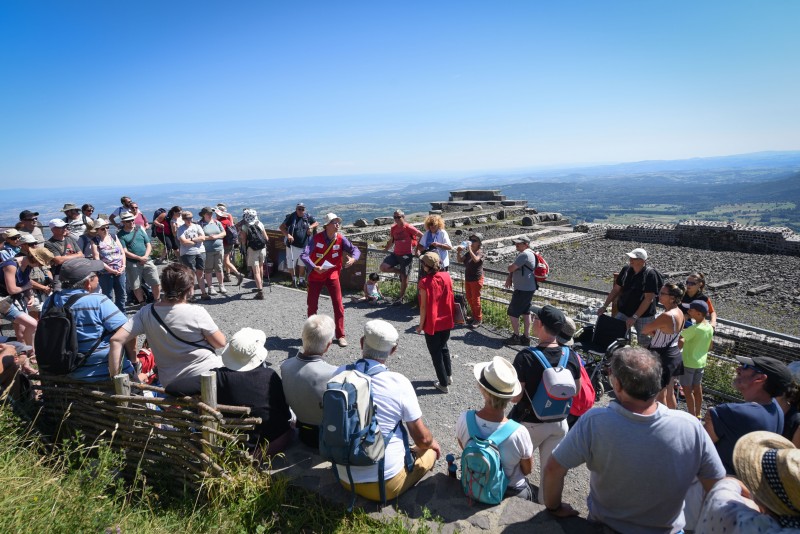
[365,247,800,402]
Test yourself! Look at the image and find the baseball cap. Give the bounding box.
[19,210,39,220]
[2,229,20,239]
[48,218,68,229]
[626,248,648,260]
[18,234,37,245]
[296,202,306,208]
[5,341,32,354]
[512,236,530,244]
[59,258,106,285]
[736,356,793,396]
[529,304,566,334]
[556,317,576,346]
[469,233,483,242]
[689,301,709,314]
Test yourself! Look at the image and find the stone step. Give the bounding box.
[746,284,774,296]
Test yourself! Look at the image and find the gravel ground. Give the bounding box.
[487,238,800,336]
[199,281,594,514]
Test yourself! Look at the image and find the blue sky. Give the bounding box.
[1,1,798,188]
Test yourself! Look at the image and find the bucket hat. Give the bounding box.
[221,328,269,372]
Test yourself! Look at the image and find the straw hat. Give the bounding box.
[94,218,110,228]
[221,328,269,372]
[28,247,54,266]
[734,431,800,520]
[473,356,522,399]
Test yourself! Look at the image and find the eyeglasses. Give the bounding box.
[739,363,765,374]
[685,281,697,286]
[393,215,403,219]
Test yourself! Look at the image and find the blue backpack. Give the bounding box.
[319,359,412,510]
[526,347,577,421]
[460,411,520,505]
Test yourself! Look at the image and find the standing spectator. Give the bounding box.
[415,251,454,393]
[240,209,269,300]
[117,212,160,304]
[61,203,87,240]
[279,202,318,288]
[703,355,792,474]
[504,236,537,346]
[457,232,484,328]
[81,203,95,223]
[177,210,207,300]
[18,210,44,243]
[108,263,225,386]
[42,258,135,382]
[153,206,180,262]
[680,301,715,418]
[511,304,581,504]
[1,229,21,261]
[198,207,227,296]
[379,210,422,305]
[77,219,96,258]
[215,204,244,285]
[641,282,685,409]
[91,218,127,313]
[109,196,134,229]
[280,314,337,449]
[44,218,82,281]
[697,431,800,532]
[416,214,452,271]
[456,357,534,501]
[543,346,725,532]
[301,213,360,347]
[598,248,660,345]
[681,272,718,329]
[1,248,53,351]
[126,202,149,230]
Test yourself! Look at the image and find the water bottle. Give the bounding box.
[460,240,469,250]
[446,453,457,478]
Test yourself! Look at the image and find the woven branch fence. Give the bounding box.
[32,371,261,493]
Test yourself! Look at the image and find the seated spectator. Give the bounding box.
[167,328,293,457]
[41,258,135,382]
[81,204,95,223]
[543,346,724,532]
[1,229,21,261]
[697,431,800,532]
[334,319,441,501]
[134,340,159,385]
[703,355,793,474]
[17,210,44,243]
[280,314,337,448]
[456,356,534,500]
[108,263,225,386]
[0,342,34,401]
[44,218,83,282]
[780,362,800,447]
[1,247,54,350]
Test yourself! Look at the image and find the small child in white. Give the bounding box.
[353,273,384,305]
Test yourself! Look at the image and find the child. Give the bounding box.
[679,301,714,418]
[352,273,384,305]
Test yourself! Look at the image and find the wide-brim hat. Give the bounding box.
[119,211,135,222]
[2,229,21,239]
[28,247,54,266]
[474,357,522,399]
[734,431,800,519]
[556,317,576,347]
[512,236,530,244]
[221,328,269,372]
[322,213,341,226]
[94,218,110,228]
[420,251,440,270]
[61,203,79,212]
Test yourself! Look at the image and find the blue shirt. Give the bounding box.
[42,288,133,382]
[711,398,784,474]
[0,244,19,262]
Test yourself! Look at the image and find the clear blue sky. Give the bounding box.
[1,1,798,188]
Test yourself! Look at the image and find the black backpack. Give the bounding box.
[151,208,167,237]
[246,223,267,251]
[34,293,107,375]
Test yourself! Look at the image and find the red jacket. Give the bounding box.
[307,232,343,282]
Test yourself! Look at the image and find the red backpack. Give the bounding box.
[569,360,595,417]
[533,251,550,284]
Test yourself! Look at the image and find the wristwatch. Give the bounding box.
[632,314,639,320]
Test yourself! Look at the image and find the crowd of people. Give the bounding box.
[1,197,799,533]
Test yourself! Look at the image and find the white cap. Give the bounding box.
[48,218,68,229]
[625,248,648,260]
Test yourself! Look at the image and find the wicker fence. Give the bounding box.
[33,372,260,493]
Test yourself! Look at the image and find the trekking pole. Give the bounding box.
[265,245,272,293]
[287,240,298,288]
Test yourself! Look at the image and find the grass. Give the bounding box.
[0,406,436,533]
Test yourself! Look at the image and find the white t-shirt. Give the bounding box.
[333,361,422,484]
[455,412,533,490]
[177,223,206,256]
[124,303,223,386]
[419,229,452,268]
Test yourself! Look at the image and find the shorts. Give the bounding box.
[247,247,267,267]
[203,250,224,273]
[382,252,413,278]
[680,367,705,387]
[2,299,26,321]
[285,245,306,267]
[126,260,160,290]
[180,253,205,271]
[507,290,535,318]
[650,344,683,388]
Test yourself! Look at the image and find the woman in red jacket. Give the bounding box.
[416,251,455,393]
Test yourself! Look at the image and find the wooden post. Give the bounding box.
[200,372,218,453]
[113,374,131,407]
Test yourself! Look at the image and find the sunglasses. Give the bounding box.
[7,235,20,240]
[297,207,305,211]
[393,215,403,219]
[685,281,697,286]
[25,217,38,221]
[84,209,94,213]
[739,363,765,374]
[97,227,108,231]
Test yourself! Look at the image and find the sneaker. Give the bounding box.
[298,279,307,289]
[434,381,449,393]
[254,289,265,300]
[337,337,348,347]
[391,298,403,306]
[236,272,244,286]
[470,321,482,329]
[519,336,531,346]
[505,334,521,345]
[223,273,231,283]
[208,286,217,296]
[201,293,211,300]
[447,376,453,386]
[218,284,228,294]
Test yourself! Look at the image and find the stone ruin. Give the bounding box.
[429,190,528,212]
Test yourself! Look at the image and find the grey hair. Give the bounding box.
[610,346,662,401]
[301,314,335,355]
[61,272,96,290]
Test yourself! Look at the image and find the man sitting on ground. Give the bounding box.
[703,355,792,474]
[334,319,441,501]
[280,314,337,448]
[544,346,725,533]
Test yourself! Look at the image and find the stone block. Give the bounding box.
[374,217,393,226]
[522,216,535,227]
[354,218,369,228]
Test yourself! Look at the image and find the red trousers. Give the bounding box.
[307,276,346,339]
[465,278,484,323]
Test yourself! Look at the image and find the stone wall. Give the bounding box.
[574,220,800,256]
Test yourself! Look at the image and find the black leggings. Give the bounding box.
[425,329,452,385]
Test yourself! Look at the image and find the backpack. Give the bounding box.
[460,411,520,505]
[319,359,412,509]
[569,359,596,417]
[645,265,665,294]
[223,221,239,247]
[533,251,549,283]
[34,293,107,375]
[245,223,267,251]
[526,347,577,421]
[151,208,167,237]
